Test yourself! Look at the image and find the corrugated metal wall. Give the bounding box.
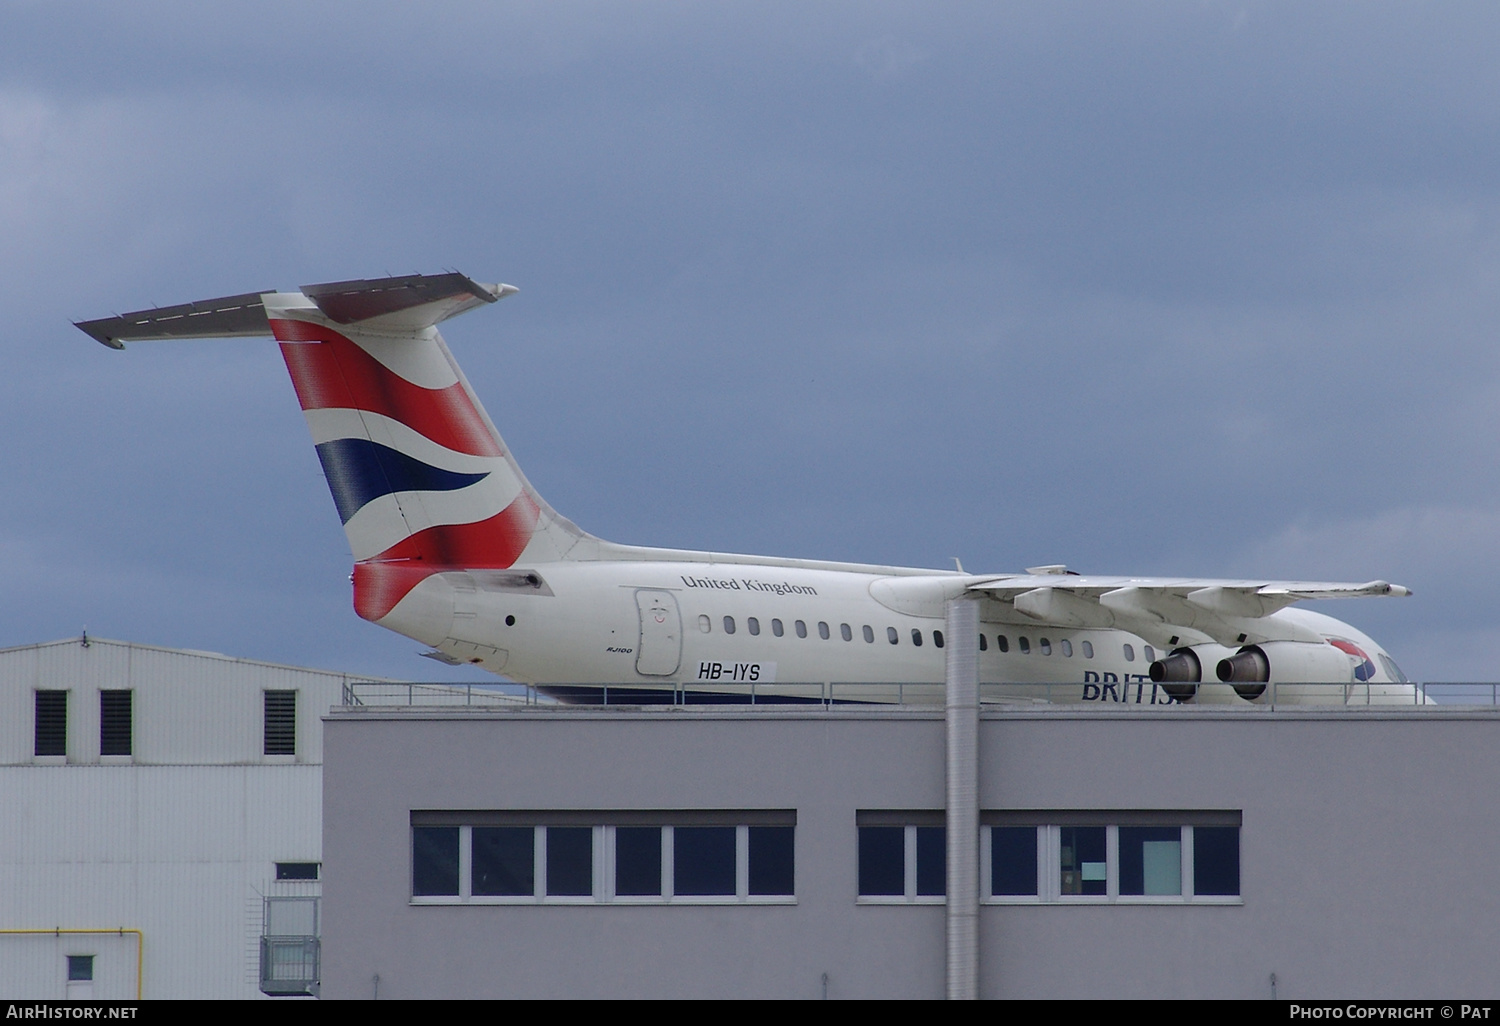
[0,637,400,999]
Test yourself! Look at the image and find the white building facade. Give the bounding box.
[0,637,381,1000]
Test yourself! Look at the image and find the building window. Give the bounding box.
[984,813,1240,904]
[100,689,132,757]
[412,812,795,904]
[264,690,296,756]
[857,816,945,901]
[276,862,320,881]
[34,690,67,757]
[67,955,93,982]
[990,826,1039,897]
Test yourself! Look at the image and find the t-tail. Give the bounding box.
[76,273,592,633]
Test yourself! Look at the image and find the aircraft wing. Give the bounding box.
[960,574,1410,648]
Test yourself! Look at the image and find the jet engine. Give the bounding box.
[1149,648,1203,702]
[1214,641,1356,700]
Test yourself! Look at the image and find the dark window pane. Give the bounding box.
[887,627,899,645]
[1019,637,1030,655]
[748,826,795,896]
[276,862,320,881]
[916,826,945,896]
[979,633,988,651]
[858,826,905,896]
[748,617,760,636]
[413,826,460,896]
[840,623,852,642]
[1120,826,1182,896]
[547,826,593,896]
[723,616,736,634]
[100,690,132,757]
[473,826,533,896]
[772,618,784,637]
[933,630,944,649]
[1194,827,1240,896]
[997,635,1009,653]
[674,826,736,895]
[795,620,807,638]
[615,827,662,896]
[818,621,830,640]
[1060,826,1106,896]
[911,629,923,647]
[34,690,66,757]
[67,956,93,982]
[264,690,296,756]
[991,827,1038,896]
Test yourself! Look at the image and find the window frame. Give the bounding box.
[411,812,796,906]
[981,812,1241,906]
[856,814,946,905]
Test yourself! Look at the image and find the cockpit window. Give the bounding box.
[1378,653,1409,684]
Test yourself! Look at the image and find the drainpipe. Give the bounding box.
[945,597,979,999]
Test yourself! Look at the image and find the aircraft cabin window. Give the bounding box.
[698,614,711,633]
[997,635,1009,653]
[795,620,807,639]
[887,627,899,645]
[863,625,875,643]
[840,623,852,642]
[1019,637,1030,655]
[818,621,830,640]
[979,634,988,651]
[1060,639,1073,657]
[724,616,736,635]
[1123,643,1135,662]
[1040,638,1051,656]
[1143,645,1155,663]
[748,617,760,636]
[772,618,784,637]
[1082,640,1094,659]
[933,630,944,648]
[911,629,923,647]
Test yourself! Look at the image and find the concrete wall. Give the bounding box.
[321,706,1500,1000]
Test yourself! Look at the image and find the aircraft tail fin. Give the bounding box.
[78,273,594,623]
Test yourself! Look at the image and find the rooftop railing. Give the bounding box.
[340,680,1500,710]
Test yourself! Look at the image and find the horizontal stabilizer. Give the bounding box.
[76,272,517,348]
[76,291,274,348]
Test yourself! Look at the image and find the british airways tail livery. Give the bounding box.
[77,272,1416,706]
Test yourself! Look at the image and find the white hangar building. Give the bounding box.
[0,636,462,1000]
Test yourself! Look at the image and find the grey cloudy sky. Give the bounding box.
[2,1,1497,681]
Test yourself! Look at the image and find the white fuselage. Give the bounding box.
[383,556,1411,706]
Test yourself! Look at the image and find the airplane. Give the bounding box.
[77,272,1417,707]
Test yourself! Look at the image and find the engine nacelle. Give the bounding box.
[1215,641,1355,700]
[1149,648,1202,702]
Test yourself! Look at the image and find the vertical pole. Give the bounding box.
[945,597,979,999]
